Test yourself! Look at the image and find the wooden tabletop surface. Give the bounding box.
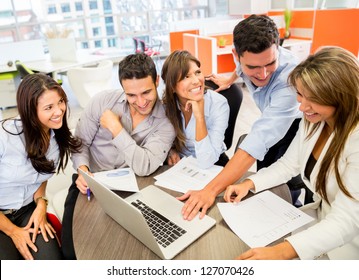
[73,166,292,260]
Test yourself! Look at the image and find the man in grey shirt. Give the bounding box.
[61,53,175,259]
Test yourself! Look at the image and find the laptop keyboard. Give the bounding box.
[131,199,187,248]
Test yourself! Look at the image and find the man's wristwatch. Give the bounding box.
[35,196,48,206]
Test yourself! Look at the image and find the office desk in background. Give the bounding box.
[0,49,128,109]
[0,47,128,76]
[73,166,292,260]
[215,39,312,61]
[25,50,126,80]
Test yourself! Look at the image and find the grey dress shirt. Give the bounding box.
[71,89,175,176]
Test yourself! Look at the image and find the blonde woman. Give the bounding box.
[224,47,359,259]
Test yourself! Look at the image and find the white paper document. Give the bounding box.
[93,168,139,192]
[154,156,223,193]
[217,190,314,248]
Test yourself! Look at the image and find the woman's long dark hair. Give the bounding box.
[12,73,82,174]
[161,50,202,153]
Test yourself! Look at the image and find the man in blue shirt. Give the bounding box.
[178,15,305,220]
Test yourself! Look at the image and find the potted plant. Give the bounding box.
[284,8,293,39]
[218,37,227,48]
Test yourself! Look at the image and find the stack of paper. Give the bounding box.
[154,156,223,193]
[93,168,139,192]
[217,190,314,248]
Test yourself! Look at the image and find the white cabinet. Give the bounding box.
[229,0,270,15]
[0,72,20,108]
[283,39,312,61]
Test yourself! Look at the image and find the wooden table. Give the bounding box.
[73,166,292,259]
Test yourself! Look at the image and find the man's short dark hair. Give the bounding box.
[118,53,157,86]
[233,14,279,57]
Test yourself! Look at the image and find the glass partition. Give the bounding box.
[0,0,209,53]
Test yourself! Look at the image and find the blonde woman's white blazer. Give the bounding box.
[249,120,359,259]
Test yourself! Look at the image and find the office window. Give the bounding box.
[103,0,112,12]
[1,0,13,18]
[75,2,83,11]
[78,28,85,37]
[107,38,116,47]
[92,27,101,36]
[293,0,316,9]
[61,3,71,13]
[105,25,114,35]
[0,9,14,25]
[105,16,114,35]
[89,0,98,10]
[320,0,358,9]
[13,0,31,9]
[0,10,13,18]
[82,41,89,48]
[19,25,39,40]
[1,0,210,50]
[122,14,148,32]
[270,0,317,10]
[0,29,14,43]
[94,40,102,47]
[150,11,168,31]
[105,16,113,24]
[270,0,287,9]
[215,0,228,15]
[91,16,100,23]
[48,5,57,14]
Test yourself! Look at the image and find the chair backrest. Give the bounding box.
[15,60,34,79]
[139,40,147,52]
[133,37,141,53]
[134,38,160,57]
[67,59,114,108]
[15,60,63,85]
[205,80,243,150]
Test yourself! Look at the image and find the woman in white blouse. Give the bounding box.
[0,73,81,259]
[224,46,359,260]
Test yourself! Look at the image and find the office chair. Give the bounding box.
[140,40,161,57]
[67,59,113,108]
[133,37,161,57]
[15,60,34,78]
[133,37,141,53]
[15,60,63,85]
[133,37,162,72]
[205,80,243,151]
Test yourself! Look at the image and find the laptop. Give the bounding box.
[79,169,216,259]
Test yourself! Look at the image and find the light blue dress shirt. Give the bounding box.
[235,47,303,160]
[179,89,229,169]
[0,119,59,210]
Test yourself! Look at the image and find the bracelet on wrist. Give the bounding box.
[35,196,48,206]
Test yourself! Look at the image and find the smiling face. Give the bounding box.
[37,89,66,132]
[123,76,158,116]
[236,44,279,88]
[296,80,336,130]
[175,61,205,105]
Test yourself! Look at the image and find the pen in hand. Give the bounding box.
[87,187,91,201]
